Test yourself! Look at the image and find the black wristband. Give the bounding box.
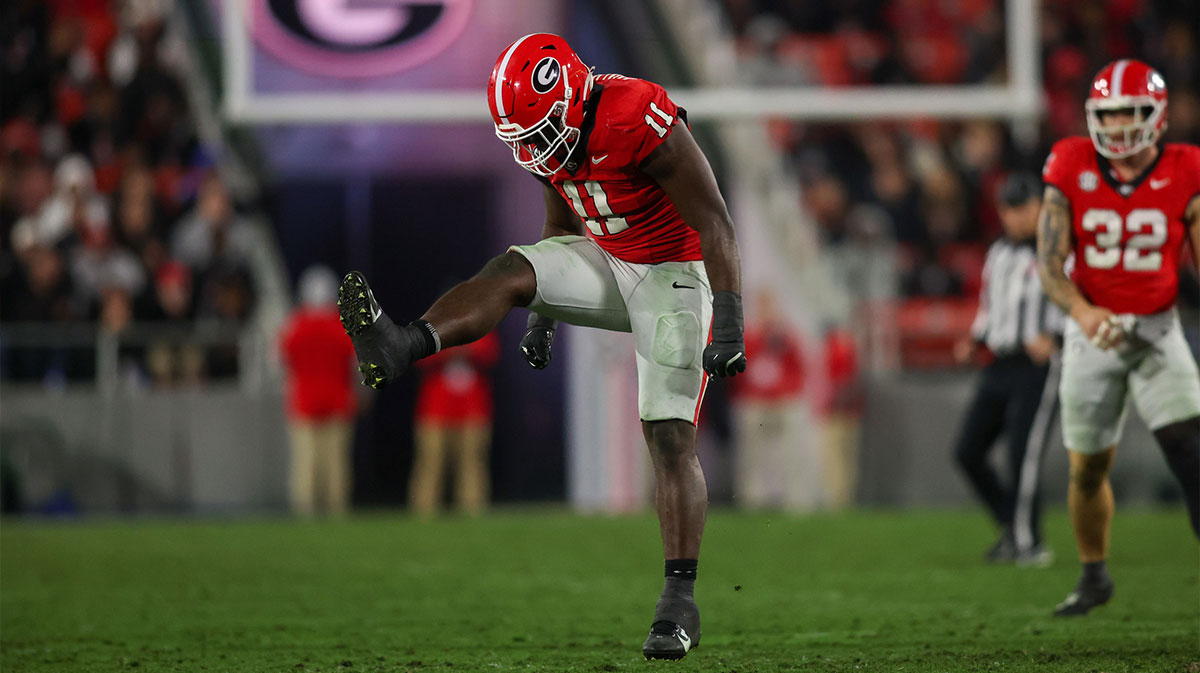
[526,312,558,332]
[711,291,743,342]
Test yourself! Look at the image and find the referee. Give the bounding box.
[952,172,1064,567]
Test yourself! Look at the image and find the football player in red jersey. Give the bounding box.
[338,34,745,658]
[1036,59,1200,617]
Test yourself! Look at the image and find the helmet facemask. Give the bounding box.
[1085,97,1166,159]
[494,98,581,178]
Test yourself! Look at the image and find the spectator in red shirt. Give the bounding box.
[728,290,818,510]
[819,326,863,509]
[280,265,357,516]
[410,331,499,516]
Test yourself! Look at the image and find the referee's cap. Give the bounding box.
[997,172,1042,206]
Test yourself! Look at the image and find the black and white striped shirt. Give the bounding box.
[971,237,1065,357]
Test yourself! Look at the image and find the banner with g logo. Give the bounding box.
[252,0,473,78]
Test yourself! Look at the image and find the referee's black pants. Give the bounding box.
[953,353,1060,548]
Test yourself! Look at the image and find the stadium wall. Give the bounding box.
[3,389,290,513]
[1,374,1178,515]
[857,373,1177,507]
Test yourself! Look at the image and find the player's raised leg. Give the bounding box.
[420,252,537,348]
[338,252,536,388]
[1055,447,1116,616]
[641,418,705,660]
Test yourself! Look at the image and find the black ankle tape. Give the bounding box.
[409,320,440,357]
[665,559,697,581]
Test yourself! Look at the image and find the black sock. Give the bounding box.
[1082,560,1109,584]
[407,320,440,359]
[655,560,700,634]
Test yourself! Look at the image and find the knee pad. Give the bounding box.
[652,312,701,370]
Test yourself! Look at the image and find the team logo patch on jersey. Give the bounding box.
[532,57,561,94]
[1078,171,1098,192]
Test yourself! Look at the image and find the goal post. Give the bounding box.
[221,0,1042,124]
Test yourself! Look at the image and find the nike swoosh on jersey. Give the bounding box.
[1149,178,1170,189]
[591,155,608,164]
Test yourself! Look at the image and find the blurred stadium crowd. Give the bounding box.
[0,0,256,385]
[2,0,1198,385]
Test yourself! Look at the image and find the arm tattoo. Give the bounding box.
[1036,186,1085,313]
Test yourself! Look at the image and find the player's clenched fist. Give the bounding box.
[1091,315,1128,350]
[703,291,747,378]
[520,313,557,369]
[1072,303,1126,350]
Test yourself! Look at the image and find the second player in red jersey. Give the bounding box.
[1036,58,1200,620]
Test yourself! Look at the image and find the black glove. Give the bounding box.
[520,312,557,369]
[702,291,747,378]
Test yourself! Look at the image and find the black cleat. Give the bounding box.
[1053,577,1114,617]
[642,620,697,661]
[642,596,700,660]
[337,271,416,389]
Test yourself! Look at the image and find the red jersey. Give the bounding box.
[547,75,702,265]
[280,308,357,420]
[1042,137,1200,314]
[728,328,804,403]
[414,332,499,424]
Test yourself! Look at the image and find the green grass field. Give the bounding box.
[2,508,1197,672]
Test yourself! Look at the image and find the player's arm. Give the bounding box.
[641,123,741,295]
[537,178,585,239]
[642,123,746,377]
[519,180,583,370]
[1187,194,1200,275]
[1036,185,1118,347]
[1035,185,1083,313]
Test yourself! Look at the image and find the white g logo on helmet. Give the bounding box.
[531,57,561,94]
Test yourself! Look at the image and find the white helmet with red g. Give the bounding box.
[487,33,594,177]
[1085,59,1168,159]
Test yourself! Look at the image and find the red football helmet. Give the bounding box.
[1085,59,1168,159]
[487,33,594,177]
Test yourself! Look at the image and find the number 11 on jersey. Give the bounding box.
[562,181,630,236]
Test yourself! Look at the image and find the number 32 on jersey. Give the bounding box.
[1081,208,1167,271]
